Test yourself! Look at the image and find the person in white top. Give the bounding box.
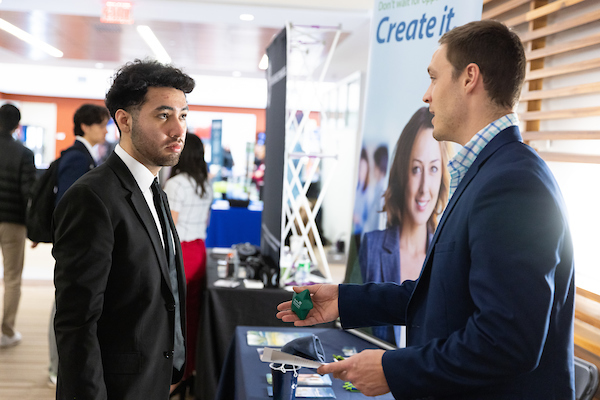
[164,132,213,392]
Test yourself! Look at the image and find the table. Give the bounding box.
[216,326,395,400]
[194,251,334,400]
[205,205,262,248]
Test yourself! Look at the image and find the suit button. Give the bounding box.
[166,303,175,311]
[164,351,173,359]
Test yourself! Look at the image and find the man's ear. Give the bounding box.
[115,109,132,135]
[463,63,482,95]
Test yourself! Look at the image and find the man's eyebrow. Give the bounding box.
[153,105,190,112]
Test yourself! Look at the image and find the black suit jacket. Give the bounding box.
[53,152,186,400]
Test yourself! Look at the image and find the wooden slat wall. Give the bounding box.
[483,1,600,396]
[483,0,600,154]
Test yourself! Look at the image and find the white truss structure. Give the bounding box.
[280,22,342,282]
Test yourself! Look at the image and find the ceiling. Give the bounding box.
[0,0,373,80]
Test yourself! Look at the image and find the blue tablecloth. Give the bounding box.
[205,206,262,248]
[216,325,395,400]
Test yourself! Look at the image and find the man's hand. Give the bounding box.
[276,284,339,327]
[318,350,390,396]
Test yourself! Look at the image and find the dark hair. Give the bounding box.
[358,147,370,191]
[169,133,209,197]
[373,145,389,174]
[439,20,526,109]
[0,103,21,135]
[73,104,110,136]
[383,107,449,232]
[105,59,195,127]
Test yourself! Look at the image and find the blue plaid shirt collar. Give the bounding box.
[447,113,519,198]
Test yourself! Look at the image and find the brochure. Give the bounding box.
[266,373,332,386]
[246,330,312,347]
[261,347,325,369]
[267,386,336,398]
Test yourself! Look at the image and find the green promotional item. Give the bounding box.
[291,289,313,320]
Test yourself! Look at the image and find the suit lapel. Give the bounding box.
[105,154,172,285]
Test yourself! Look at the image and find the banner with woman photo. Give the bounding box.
[346,0,483,344]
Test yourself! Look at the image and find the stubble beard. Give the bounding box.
[131,124,182,168]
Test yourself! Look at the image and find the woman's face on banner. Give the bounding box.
[405,127,442,227]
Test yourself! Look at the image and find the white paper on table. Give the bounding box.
[260,347,326,369]
[213,279,241,288]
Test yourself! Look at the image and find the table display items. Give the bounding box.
[261,334,333,399]
[280,245,327,288]
[294,248,311,286]
[269,363,300,400]
[220,243,279,288]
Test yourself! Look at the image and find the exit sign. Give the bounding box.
[101,1,133,24]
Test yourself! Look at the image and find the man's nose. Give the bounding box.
[171,118,186,138]
[423,87,431,104]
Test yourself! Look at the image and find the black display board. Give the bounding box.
[261,27,287,267]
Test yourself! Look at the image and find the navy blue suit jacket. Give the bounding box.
[340,126,575,399]
[56,139,96,205]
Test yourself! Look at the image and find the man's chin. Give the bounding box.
[432,129,445,142]
[157,154,181,167]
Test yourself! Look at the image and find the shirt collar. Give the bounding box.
[76,136,95,157]
[113,144,158,192]
[447,113,519,198]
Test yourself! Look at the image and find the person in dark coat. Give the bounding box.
[0,103,36,348]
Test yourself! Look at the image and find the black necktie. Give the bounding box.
[151,178,185,370]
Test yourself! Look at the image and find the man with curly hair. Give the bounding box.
[53,59,195,399]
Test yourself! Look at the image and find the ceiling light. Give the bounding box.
[0,17,63,58]
[239,14,254,21]
[137,25,171,64]
[258,54,268,70]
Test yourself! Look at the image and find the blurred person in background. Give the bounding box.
[55,104,110,203]
[47,103,110,386]
[0,103,36,349]
[164,132,213,397]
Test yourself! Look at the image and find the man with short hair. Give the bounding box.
[47,103,110,386]
[0,103,36,348]
[55,104,110,203]
[278,20,575,399]
[53,60,195,399]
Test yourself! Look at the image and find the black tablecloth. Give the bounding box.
[195,251,333,400]
[215,325,395,400]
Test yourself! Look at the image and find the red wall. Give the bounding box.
[0,93,266,159]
